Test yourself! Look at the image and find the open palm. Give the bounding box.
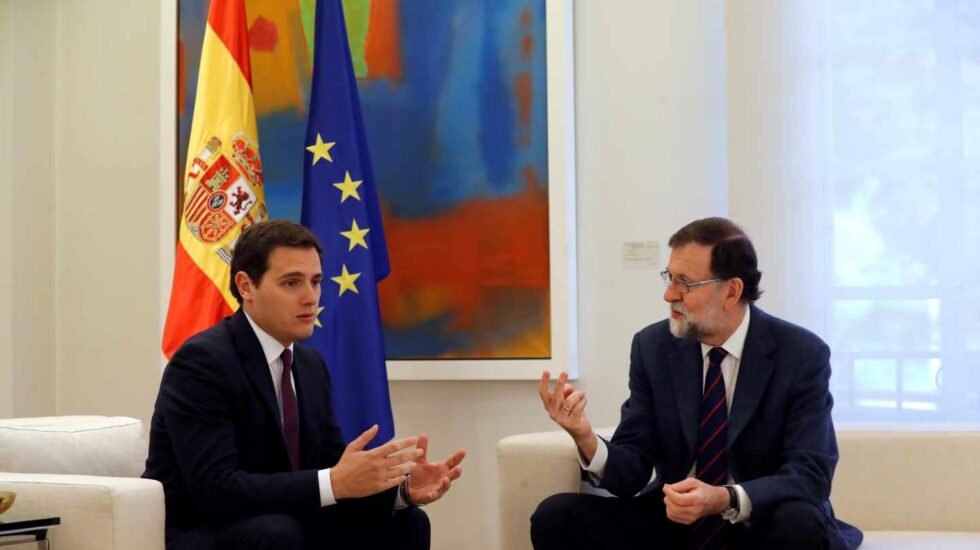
[408,435,466,505]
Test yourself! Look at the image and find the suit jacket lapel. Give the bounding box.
[230,310,284,429]
[668,338,703,456]
[728,305,776,447]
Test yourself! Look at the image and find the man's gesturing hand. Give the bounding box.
[662,478,730,525]
[407,434,465,505]
[539,370,597,462]
[330,425,422,499]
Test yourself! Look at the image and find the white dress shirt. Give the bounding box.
[243,312,337,507]
[243,312,408,509]
[579,307,754,523]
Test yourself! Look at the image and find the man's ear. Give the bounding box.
[725,278,744,309]
[234,271,254,302]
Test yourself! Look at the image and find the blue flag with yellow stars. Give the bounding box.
[301,0,393,446]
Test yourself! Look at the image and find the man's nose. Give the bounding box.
[302,283,318,304]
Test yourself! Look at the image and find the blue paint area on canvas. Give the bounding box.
[381,316,474,358]
[478,2,516,186]
[354,0,549,218]
[252,111,307,222]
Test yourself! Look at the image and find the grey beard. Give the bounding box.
[669,314,710,341]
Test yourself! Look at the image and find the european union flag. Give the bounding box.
[301,0,393,446]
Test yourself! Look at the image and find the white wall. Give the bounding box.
[2,0,58,417]
[52,0,163,419]
[1,0,163,420]
[726,1,832,335]
[1,0,730,548]
[0,0,12,418]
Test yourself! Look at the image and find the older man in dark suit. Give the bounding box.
[532,217,862,550]
[144,220,464,550]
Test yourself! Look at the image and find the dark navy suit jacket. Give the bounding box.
[143,309,394,531]
[600,305,862,550]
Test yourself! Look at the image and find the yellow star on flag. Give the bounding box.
[340,219,370,251]
[306,133,336,165]
[313,306,325,328]
[333,171,363,203]
[330,264,361,296]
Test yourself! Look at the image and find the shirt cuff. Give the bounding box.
[318,468,337,507]
[394,479,409,510]
[577,433,608,483]
[730,484,752,523]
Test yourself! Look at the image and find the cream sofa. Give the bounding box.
[0,416,164,550]
[498,429,980,549]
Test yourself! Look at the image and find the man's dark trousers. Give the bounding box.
[531,491,834,550]
[167,505,429,550]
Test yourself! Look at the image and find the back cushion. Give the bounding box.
[833,430,980,531]
[0,416,147,477]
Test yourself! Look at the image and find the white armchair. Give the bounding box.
[0,416,164,550]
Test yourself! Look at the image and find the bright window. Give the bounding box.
[826,0,980,422]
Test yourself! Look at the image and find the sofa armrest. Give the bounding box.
[0,472,164,550]
[497,430,583,550]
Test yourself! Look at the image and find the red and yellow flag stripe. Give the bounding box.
[163,0,266,359]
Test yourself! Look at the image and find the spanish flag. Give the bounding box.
[163,0,267,359]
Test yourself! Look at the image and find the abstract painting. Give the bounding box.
[178,0,559,364]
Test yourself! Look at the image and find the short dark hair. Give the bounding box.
[668,217,762,303]
[229,220,323,304]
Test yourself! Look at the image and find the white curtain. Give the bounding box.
[726,0,979,424]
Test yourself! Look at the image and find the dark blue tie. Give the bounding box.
[692,347,729,550]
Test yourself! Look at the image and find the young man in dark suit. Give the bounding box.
[532,217,862,550]
[144,220,464,549]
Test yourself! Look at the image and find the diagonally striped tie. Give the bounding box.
[692,347,730,550]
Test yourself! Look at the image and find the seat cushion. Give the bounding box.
[0,416,146,477]
[0,472,165,550]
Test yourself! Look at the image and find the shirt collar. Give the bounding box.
[700,306,751,361]
[243,310,294,366]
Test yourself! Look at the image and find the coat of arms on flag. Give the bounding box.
[183,134,267,247]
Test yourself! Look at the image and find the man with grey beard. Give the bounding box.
[531,217,862,550]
